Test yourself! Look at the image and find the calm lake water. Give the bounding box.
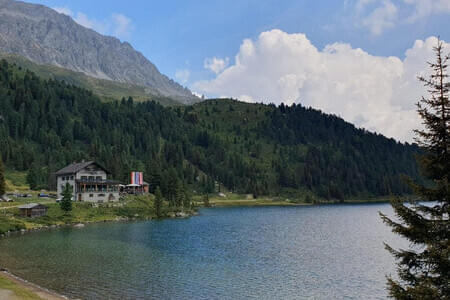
[0,204,407,299]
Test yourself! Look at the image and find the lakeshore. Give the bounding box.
[1,191,396,236]
[0,270,66,300]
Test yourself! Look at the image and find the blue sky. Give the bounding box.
[26,0,449,85]
[24,0,450,141]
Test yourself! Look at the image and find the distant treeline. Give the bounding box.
[0,59,422,200]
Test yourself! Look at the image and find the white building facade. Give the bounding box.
[55,161,120,203]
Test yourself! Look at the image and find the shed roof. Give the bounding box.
[55,161,110,176]
[18,203,47,209]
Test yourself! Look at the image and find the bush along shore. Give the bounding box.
[0,195,197,236]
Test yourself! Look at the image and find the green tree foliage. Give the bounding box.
[26,162,48,190]
[60,183,73,212]
[183,188,191,210]
[174,180,184,207]
[154,186,163,218]
[380,39,450,299]
[203,193,210,207]
[0,156,5,196]
[147,160,161,194]
[187,99,422,200]
[0,59,423,200]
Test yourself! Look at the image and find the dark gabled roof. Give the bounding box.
[55,161,110,176]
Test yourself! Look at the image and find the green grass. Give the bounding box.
[0,275,44,300]
[4,169,29,191]
[0,216,26,234]
[191,192,311,207]
[0,194,195,233]
[192,192,396,207]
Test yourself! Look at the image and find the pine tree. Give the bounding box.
[60,183,73,213]
[203,193,210,207]
[166,168,179,206]
[380,39,450,299]
[154,187,163,218]
[148,160,161,193]
[175,180,184,207]
[0,156,5,197]
[183,188,191,210]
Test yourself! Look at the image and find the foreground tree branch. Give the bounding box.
[380,38,449,299]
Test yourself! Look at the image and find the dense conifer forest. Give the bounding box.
[0,60,422,201]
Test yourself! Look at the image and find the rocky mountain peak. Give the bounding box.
[0,0,198,103]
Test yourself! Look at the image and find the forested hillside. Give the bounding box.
[0,60,422,201]
[0,53,181,105]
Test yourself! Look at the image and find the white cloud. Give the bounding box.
[111,13,133,39]
[361,0,398,35]
[53,6,72,16]
[204,57,230,74]
[51,7,133,40]
[356,0,450,35]
[175,69,190,84]
[403,0,450,22]
[194,30,449,142]
[73,12,107,34]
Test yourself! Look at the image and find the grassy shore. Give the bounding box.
[0,271,66,300]
[0,194,195,235]
[192,193,395,207]
[1,189,398,235]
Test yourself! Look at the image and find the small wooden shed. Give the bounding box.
[18,203,48,218]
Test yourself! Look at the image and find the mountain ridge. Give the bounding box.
[0,53,182,105]
[0,0,198,104]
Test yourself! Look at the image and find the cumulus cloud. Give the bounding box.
[204,57,230,74]
[52,7,133,39]
[194,30,449,142]
[175,69,190,84]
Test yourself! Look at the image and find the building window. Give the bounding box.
[81,176,87,181]
[99,194,105,197]
[96,176,102,181]
[89,176,94,181]
[70,176,74,180]
[89,194,93,197]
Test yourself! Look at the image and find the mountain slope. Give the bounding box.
[0,53,180,105]
[0,60,422,201]
[0,0,198,104]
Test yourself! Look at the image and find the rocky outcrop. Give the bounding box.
[0,0,198,104]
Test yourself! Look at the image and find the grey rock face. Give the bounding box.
[0,0,198,103]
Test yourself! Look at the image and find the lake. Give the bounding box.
[0,203,406,299]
